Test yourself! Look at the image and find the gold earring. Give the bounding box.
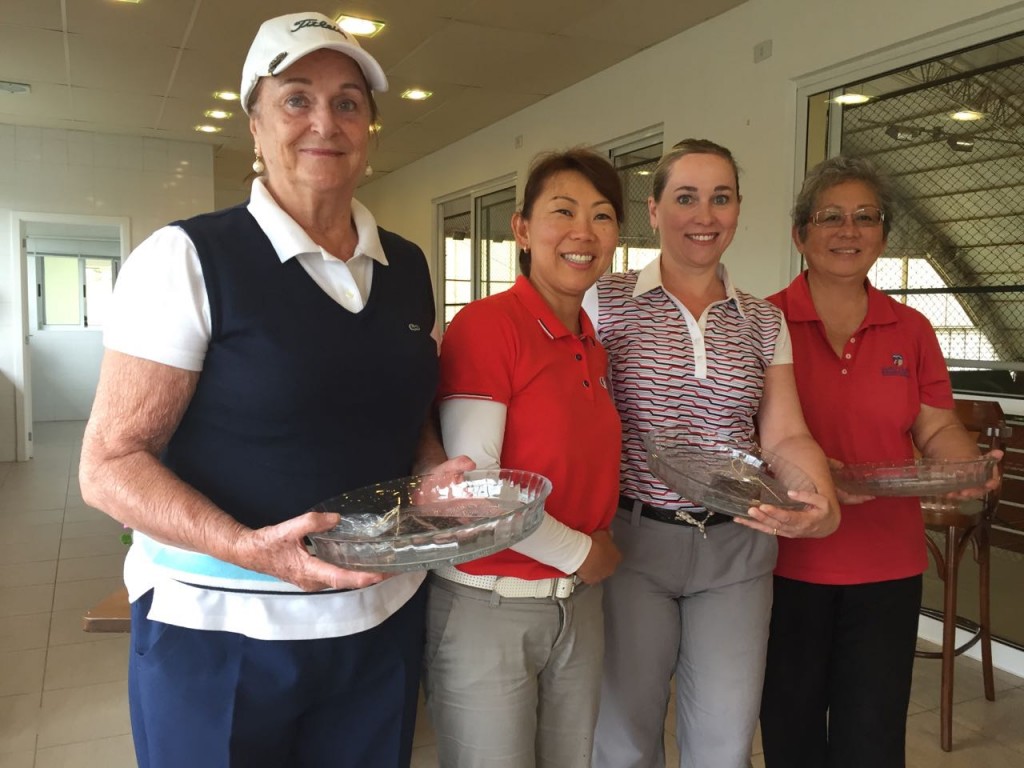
[252,150,265,175]
[364,164,373,177]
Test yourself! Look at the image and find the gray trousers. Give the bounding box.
[424,576,604,768]
[593,509,776,768]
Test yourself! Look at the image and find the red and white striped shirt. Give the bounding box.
[586,258,791,512]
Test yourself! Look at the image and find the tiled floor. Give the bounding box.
[2,421,1023,768]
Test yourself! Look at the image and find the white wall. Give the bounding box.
[357,0,1024,299]
[0,125,216,460]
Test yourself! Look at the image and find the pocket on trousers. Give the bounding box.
[132,603,187,669]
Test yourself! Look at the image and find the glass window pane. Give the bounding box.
[41,256,81,326]
[476,186,516,298]
[84,258,115,328]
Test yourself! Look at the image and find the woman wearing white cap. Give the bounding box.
[79,12,468,768]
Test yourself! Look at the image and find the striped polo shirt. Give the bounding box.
[587,258,791,513]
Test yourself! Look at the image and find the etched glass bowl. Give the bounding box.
[831,457,997,497]
[306,469,551,572]
[643,428,816,518]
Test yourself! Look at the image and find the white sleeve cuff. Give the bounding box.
[509,513,593,574]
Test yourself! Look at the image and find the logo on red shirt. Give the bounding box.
[882,353,909,377]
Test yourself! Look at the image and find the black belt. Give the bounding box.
[618,494,731,528]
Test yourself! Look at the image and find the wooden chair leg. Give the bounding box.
[978,524,995,702]
[940,525,958,753]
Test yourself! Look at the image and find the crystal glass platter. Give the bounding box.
[831,457,997,497]
[643,428,816,519]
[306,469,551,572]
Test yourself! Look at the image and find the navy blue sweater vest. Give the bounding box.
[162,205,438,529]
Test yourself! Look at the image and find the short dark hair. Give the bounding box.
[793,155,895,241]
[518,148,624,276]
[651,138,741,203]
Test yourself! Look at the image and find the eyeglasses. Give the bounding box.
[809,206,885,228]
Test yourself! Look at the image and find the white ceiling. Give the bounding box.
[0,0,747,197]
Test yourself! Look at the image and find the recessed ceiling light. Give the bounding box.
[832,93,871,105]
[115,0,142,4]
[950,109,985,122]
[401,88,433,101]
[194,125,221,133]
[0,80,31,95]
[213,91,239,102]
[336,15,385,37]
[204,109,233,119]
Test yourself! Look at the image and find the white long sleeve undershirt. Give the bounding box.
[439,398,593,574]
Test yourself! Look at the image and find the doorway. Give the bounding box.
[10,212,129,460]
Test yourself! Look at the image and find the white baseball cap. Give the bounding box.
[240,12,388,115]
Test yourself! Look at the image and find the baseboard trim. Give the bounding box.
[918,614,1024,679]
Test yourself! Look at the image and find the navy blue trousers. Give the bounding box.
[760,575,922,768]
[129,586,427,768]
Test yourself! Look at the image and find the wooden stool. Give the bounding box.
[914,398,1004,752]
[81,586,132,633]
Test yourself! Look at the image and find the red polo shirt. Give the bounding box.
[438,276,622,579]
[767,272,954,584]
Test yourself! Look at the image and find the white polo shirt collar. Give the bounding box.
[246,178,388,267]
[632,255,746,319]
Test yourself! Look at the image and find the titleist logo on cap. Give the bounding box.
[291,18,343,34]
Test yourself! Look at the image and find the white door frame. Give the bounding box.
[10,211,130,461]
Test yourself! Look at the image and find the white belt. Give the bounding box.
[435,565,578,599]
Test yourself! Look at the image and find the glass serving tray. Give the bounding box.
[306,469,551,572]
[643,428,815,519]
[831,457,997,497]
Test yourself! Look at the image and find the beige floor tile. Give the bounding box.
[56,554,125,583]
[0,534,61,565]
[0,612,51,652]
[410,742,439,768]
[0,474,70,511]
[0,584,54,618]
[51,577,125,613]
[910,653,1022,711]
[37,681,131,749]
[0,560,57,588]
[21,449,73,474]
[413,691,436,747]
[952,685,1024,755]
[0,522,62,547]
[57,535,130,560]
[906,708,1024,766]
[665,730,680,764]
[60,518,123,541]
[48,608,122,647]
[43,636,129,691]
[61,506,110,525]
[34,734,137,768]
[0,693,41,753]
[0,753,35,768]
[0,509,63,529]
[0,649,45,697]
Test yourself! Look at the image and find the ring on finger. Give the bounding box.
[773,527,779,536]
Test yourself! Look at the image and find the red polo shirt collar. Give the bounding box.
[785,271,899,329]
[510,274,597,342]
